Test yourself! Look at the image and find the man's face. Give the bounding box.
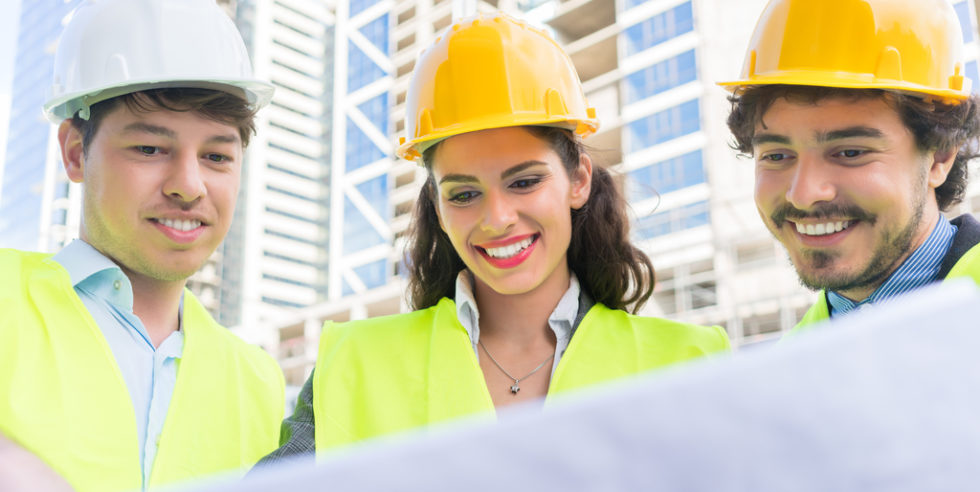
[752,96,953,301]
[61,103,243,284]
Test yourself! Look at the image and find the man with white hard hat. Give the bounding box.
[0,0,285,490]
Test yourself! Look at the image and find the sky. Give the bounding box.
[0,0,20,96]
[0,0,22,167]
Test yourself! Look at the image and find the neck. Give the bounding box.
[473,266,570,347]
[837,210,940,302]
[122,267,186,348]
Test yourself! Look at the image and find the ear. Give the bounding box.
[59,120,85,183]
[569,153,593,209]
[926,148,957,189]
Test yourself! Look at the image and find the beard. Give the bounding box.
[771,170,929,295]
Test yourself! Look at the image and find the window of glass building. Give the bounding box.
[624,49,697,104]
[626,99,700,153]
[635,200,710,239]
[343,197,386,254]
[623,2,693,57]
[628,150,705,201]
[345,117,385,170]
[955,0,974,43]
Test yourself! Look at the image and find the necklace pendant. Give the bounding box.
[510,382,520,394]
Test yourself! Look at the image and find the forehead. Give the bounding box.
[97,103,242,144]
[755,95,906,137]
[431,127,558,178]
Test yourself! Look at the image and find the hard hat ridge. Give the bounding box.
[397,12,598,161]
[718,0,971,103]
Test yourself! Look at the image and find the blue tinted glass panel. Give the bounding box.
[624,50,697,103]
[359,14,390,55]
[354,259,388,289]
[357,92,389,134]
[967,60,979,94]
[355,175,388,219]
[346,117,385,170]
[628,150,705,201]
[626,100,700,153]
[623,2,694,56]
[348,43,386,93]
[350,0,381,16]
[635,201,710,239]
[955,1,975,43]
[343,197,385,254]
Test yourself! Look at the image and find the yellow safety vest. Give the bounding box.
[792,242,980,332]
[313,297,730,452]
[0,250,285,492]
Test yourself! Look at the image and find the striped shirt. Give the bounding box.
[827,214,957,316]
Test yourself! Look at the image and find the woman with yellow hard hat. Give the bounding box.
[258,12,730,460]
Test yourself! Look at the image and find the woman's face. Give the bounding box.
[430,126,592,297]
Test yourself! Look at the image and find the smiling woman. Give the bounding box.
[257,11,731,462]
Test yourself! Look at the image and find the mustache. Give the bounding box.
[770,203,875,225]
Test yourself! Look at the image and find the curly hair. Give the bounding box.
[727,85,980,211]
[405,126,655,313]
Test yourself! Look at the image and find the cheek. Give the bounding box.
[753,171,785,209]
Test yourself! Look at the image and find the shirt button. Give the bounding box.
[113,280,121,290]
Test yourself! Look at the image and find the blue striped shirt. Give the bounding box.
[827,215,957,316]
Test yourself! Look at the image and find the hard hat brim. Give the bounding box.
[43,78,275,123]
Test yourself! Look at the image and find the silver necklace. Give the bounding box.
[478,339,555,394]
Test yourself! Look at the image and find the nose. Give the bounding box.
[784,153,836,209]
[163,151,206,203]
[480,188,518,234]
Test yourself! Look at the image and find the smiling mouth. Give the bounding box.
[793,220,851,236]
[480,235,537,259]
[152,218,203,232]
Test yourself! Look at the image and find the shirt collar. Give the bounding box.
[53,239,134,310]
[454,270,580,351]
[828,214,958,316]
[52,239,185,331]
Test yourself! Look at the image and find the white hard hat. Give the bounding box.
[43,0,274,123]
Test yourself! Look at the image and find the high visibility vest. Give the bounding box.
[793,242,980,332]
[0,250,285,492]
[313,298,730,452]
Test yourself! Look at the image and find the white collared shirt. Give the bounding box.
[453,270,580,377]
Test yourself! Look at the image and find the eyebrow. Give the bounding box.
[818,126,885,142]
[438,160,548,185]
[752,126,885,147]
[121,122,240,144]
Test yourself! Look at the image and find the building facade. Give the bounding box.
[244,0,980,386]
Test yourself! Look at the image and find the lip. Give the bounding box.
[789,219,856,247]
[475,233,538,269]
[150,218,207,244]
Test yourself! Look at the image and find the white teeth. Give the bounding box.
[485,237,534,259]
[795,221,849,236]
[158,218,202,232]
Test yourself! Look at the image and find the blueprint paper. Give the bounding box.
[176,279,980,492]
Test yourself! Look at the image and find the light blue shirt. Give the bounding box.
[52,240,184,488]
[828,214,957,316]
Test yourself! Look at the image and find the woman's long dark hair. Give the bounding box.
[405,126,655,313]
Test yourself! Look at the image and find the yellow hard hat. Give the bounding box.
[718,0,971,102]
[397,12,598,161]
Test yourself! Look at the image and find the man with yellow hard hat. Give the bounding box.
[0,0,284,490]
[722,0,980,332]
